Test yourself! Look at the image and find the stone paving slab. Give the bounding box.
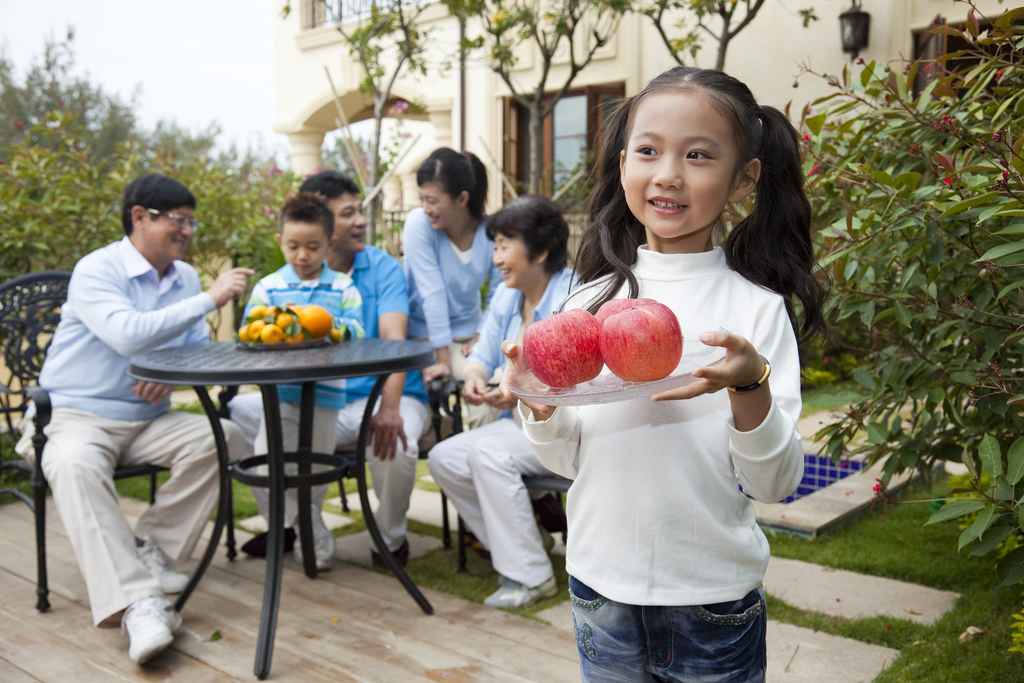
[534,602,897,683]
[333,529,443,565]
[764,557,959,625]
[237,510,353,534]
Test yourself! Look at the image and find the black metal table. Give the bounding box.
[129,338,435,679]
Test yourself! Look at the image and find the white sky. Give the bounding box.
[0,0,294,163]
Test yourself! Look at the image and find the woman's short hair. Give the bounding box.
[485,195,569,274]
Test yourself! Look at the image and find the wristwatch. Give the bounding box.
[729,355,771,393]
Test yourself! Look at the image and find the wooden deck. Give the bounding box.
[0,497,581,682]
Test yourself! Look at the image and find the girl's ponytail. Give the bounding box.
[462,151,489,221]
[724,106,827,344]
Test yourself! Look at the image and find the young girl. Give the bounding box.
[499,66,826,681]
[403,147,504,428]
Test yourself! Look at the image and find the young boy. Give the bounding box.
[244,192,364,570]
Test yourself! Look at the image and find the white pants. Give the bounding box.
[15,408,245,625]
[427,418,554,588]
[227,392,429,553]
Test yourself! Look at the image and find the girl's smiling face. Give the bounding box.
[619,89,759,254]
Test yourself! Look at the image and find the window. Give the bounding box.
[503,83,625,199]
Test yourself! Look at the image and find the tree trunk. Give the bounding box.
[527,99,544,194]
[366,108,383,246]
[715,31,730,71]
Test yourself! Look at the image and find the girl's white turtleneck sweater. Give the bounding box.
[519,246,804,606]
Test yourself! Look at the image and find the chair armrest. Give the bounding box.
[439,381,464,421]
[26,386,52,430]
[217,385,240,420]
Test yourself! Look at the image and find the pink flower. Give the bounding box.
[1003,171,1010,179]
[924,65,930,71]
[997,71,1004,79]
[14,121,23,128]
[909,146,917,153]
[59,99,65,106]
[808,162,820,176]
[262,205,274,217]
[802,134,810,141]
[944,177,953,185]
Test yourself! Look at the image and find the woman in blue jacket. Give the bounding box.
[403,148,503,428]
[428,195,575,609]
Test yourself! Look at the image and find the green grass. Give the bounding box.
[765,476,1024,682]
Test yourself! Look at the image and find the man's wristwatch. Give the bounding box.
[728,355,771,393]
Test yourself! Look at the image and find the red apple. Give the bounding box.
[522,309,604,388]
[595,297,658,327]
[599,301,683,382]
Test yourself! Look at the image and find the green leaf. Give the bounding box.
[997,280,1024,301]
[853,368,874,390]
[894,302,912,328]
[949,370,976,384]
[996,476,1014,501]
[980,434,1003,478]
[960,504,997,551]
[806,113,826,136]
[1007,438,1024,484]
[1008,394,1024,406]
[976,242,1024,262]
[998,546,1024,586]
[209,630,222,642]
[970,526,1015,557]
[941,191,1001,217]
[962,448,979,479]
[926,500,985,525]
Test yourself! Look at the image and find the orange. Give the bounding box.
[329,328,342,343]
[248,305,269,321]
[260,324,285,343]
[248,320,266,340]
[298,305,333,339]
[238,323,251,342]
[275,313,295,329]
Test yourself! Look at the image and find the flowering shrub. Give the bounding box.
[0,112,298,335]
[803,2,1024,585]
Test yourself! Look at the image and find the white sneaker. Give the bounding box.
[483,575,558,609]
[122,596,182,665]
[137,537,189,594]
[293,505,335,571]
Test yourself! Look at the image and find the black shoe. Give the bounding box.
[461,530,491,560]
[241,528,297,558]
[370,538,410,569]
[532,493,567,534]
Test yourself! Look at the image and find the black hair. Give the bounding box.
[485,195,569,275]
[574,66,827,346]
[300,170,361,200]
[121,173,196,236]
[278,192,335,238]
[416,147,489,221]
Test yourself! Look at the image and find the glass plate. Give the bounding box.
[508,340,726,406]
[236,337,331,351]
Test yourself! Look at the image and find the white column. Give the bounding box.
[287,130,327,176]
[426,98,453,150]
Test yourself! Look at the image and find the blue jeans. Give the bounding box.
[569,577,767,683]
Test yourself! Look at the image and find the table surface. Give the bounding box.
[128,338,435,385]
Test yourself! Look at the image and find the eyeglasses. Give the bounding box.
[147,208,198,232]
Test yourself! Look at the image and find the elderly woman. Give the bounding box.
[428,195,575,609]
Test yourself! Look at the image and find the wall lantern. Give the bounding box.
[839,0,871,59]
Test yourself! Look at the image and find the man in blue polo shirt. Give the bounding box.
[228,171,429,570]
[15,174,250,665]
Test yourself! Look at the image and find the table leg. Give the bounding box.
[255,385,286,680]
[296,382,318,579]
[355,374,433,615]
[175,386,231,612]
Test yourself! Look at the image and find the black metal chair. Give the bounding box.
[0,270,224,612]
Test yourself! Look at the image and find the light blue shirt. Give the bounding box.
[402,208,503,348]
[465,267,577,418]
[346,246,428,405]
[39,238,215,422]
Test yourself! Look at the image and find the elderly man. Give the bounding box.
[16,173,249,665]
[228,170,429,571]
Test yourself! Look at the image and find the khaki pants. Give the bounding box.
[16,408,245,625]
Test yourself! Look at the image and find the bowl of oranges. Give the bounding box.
[236,304,347,350]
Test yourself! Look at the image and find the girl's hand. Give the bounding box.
[483,386,518,411]
[650,331,765,402]
[498,341,553,420]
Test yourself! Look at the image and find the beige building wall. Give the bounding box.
[273,0,1008,214]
